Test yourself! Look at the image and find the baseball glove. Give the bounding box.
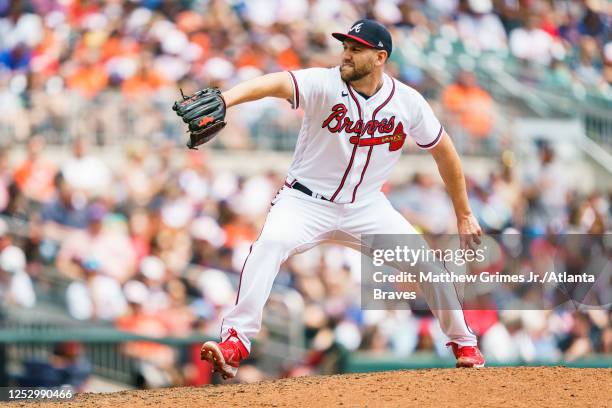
[172,88,227,149]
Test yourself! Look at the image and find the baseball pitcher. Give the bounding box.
[174,19,485,379]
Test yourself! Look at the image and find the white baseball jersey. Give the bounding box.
[286,67,443,204]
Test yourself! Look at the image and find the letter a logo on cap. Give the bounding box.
[350,23,363,33]
[378,41,383,47]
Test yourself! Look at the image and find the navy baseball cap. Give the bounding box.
[332,19,392,57]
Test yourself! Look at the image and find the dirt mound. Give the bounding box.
[14,367,612,408]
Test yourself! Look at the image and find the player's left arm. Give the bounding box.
[429,131,482,249]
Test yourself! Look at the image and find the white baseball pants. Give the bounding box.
[219,185,477,352]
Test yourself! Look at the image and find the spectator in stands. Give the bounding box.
[389,172,454,234]
[41,175,88,242]
[138,255,169,313]
[490,160,523,222]
[522,141,570,232]
[576,192,608,233]
[0,41,31,71]
[65,258,127,321]
[13,135,57,204]
[121,144,157,207]
[441,71,495,144]
[128,209,153,263]
[575,36,605,87]
[546,58,574,89]
[0,149,10,212]
[559,312,597,361]
[456,0,508,52]
[15,341,91,390]
[121,56,169,100]
[117,280,179,388]
[469,180,513,232]
[0,218,8,252]
[56,202,137,282]
[0,244,35,308]
[158,279,195,337]
[60,136,112,198]
[65,56,109,99]
[578,0,608,42]
[50,342,92,391]
[509,14,557,65]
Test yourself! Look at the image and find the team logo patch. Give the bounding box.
[350,23,364,33]
[198,116,214,126]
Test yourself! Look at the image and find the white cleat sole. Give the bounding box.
[456,359,485,368]
[201,341,238,379]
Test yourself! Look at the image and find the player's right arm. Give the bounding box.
[222,72,294,108]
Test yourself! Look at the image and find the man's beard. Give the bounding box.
[340,61,373,82]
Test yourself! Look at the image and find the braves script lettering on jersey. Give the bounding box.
[219,66,476,354]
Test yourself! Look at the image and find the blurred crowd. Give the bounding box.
[0,0,610,148]
[1,135,610,386]
[0,0,610,388]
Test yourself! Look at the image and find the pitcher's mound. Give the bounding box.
[23,367,612,407]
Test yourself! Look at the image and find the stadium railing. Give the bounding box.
[343,352,612,372]
[2,323,609,387]
[1,298,305,386]
[396,30,611,149]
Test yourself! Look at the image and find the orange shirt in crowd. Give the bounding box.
[236,48,265,70]
[99,36,141,63]
[157,306,195,337]
[13,158,57,203]
[176,10,204,34]
[277,48,301,70]
[116,311,175,361]
[66,64,109,98]
[121,71,168,99]
[31,28,62,76]
[190,33,211,60]
[223,223,257,248]
[442,84,494,138]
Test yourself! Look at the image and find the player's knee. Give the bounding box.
[254,233,294,254]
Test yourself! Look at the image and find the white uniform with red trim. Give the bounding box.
[220,67,476,351]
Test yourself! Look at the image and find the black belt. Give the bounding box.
[288,181,330,201]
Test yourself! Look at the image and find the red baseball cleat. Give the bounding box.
[201,328,249,379]
[447,342,485,368]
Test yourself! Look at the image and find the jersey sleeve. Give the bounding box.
[409,93,444,150]
[287,68,330,112]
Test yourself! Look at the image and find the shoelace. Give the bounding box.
[458,346,480,357]
[446,342,480,357]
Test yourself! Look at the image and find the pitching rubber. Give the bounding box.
[201,341,239,379]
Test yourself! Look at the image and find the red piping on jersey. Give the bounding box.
[221,241,256,338]
[445,260,477,337]
[351,78,396,203]
[330,83,363,202]
[221,241,254,339]
[234,200,274,306]
[288,71,299,109]
[417,125,444,149]
[234,245,252,305]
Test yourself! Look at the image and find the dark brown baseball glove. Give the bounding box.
[172,88,227,149]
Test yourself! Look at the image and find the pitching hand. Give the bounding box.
[457,214,482,251]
